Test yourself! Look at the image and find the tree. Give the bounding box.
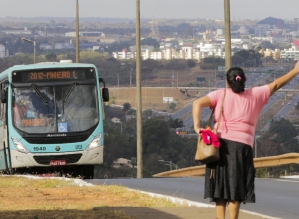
[201,56,225,65]
[232,49,262,67]
[259,41,276,50]
[142,118,170,155]
[45,53,57,61]
[266,118,298,153]
[257,133,279,157]
[186,59,196,68]
[105,41,132,54]
[168,118,184,129]
[141,37,160,48]
[123,102,131,113]
[168,102,176,111]
[164,59,188,70]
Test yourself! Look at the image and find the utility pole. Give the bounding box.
[117,73,119,100]
[130,70,132,87]
[255,137,257,158]
[76,0,80,63]
[136,0,143,178]
[224,0,232,71]
[117,73,119,88]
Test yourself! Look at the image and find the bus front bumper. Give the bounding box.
[10,146,104,168]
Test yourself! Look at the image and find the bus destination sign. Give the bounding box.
[12,68,95,83]
[23,70,86,82]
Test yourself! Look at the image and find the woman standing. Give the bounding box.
[192,61,299,219]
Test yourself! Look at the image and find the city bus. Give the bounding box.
[0,60,109,178]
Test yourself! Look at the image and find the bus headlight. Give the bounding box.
[86,134,102,151]
[11,137,29,153]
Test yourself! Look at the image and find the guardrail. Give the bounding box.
[153,153,299,177]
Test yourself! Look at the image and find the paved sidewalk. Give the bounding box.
[125,190,278,219]
[110,207,275,219]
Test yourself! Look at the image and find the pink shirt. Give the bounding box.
[207,85,270,147]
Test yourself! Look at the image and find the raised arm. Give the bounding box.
[192,95,211,135]
[268,61,299,96]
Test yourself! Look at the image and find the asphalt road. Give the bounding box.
[88,177,299,219]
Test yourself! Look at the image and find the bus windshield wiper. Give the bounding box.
[31,83,48,104]
[62,82,77,103]
[61,82,77,115]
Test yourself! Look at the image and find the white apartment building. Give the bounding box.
[1,27,31,35]
[65,32,104,37]
[149,51,163,60]
[197,43,224,57]
[113,46,207,62]
[113,50,135,59]
[280,47,299,60]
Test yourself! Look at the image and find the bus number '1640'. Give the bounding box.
[33,147,46,151]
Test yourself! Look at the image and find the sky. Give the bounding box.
[0,0,298,21]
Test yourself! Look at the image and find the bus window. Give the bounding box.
[0,83,2,118]
[60,85,98,132]
[1,82,8,122]
[12,87,56,133]
[12,85,99,133]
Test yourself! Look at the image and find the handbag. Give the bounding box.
[195,89,226,164]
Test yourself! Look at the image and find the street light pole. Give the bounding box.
[22,38,36,63]
[136,0,143,178]
[158,160,178,170]
[76,0,80,63]
[224,0,232,71]
[255,136,257,158]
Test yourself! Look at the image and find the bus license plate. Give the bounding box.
[50,160,66,166]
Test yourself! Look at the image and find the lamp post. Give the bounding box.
[158,160,178,170]
[76,0,80,63]
[254,136,258,158]
[224,0,232,71]
[22,38,36,63]
[136,0,143,179]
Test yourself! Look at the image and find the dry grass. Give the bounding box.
[0,175,182,219]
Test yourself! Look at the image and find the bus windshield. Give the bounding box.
[12,85,99,134]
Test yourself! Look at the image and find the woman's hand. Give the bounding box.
[294,60,299,73]
[194,127,204,135]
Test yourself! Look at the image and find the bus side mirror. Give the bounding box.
[1,89,6,103]
[99,78,109,102]
[102,87,109,102]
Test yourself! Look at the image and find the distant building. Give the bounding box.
[238,26,250,35]
[254,24,271,37]
[0,44,6,58]
[1,27,31,35]
[39,44,54,50]
[216,29,224,36]
[280,47,299,60]
[54,43,74,50]
[65,32,104,37]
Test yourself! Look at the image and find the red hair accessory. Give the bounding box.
[235,76,241,81]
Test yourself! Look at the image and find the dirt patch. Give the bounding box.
[0,176,180,219]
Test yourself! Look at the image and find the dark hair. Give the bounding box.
[226,67,246,93]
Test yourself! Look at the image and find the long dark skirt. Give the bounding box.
[204,138,256,203]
